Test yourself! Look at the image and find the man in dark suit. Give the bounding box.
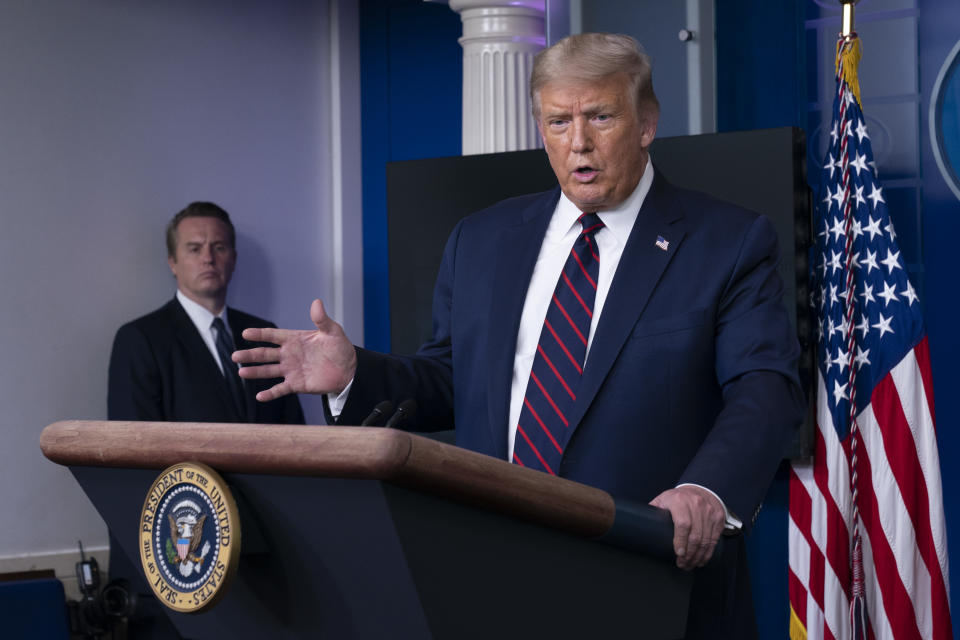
[108,201,304,424]
[234,34,804,638]
[107,203,304,638]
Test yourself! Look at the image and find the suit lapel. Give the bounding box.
[168,299,242,422]
[486,189,560,459]
[566,173,687,432]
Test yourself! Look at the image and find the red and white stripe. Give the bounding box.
[789,338,952,639]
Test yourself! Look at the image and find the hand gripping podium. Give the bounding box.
[40,421,693,639]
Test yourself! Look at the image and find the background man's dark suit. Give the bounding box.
[335,172,806,638]
[108,298,304,424]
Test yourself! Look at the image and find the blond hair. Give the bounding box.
[530,33,659,124]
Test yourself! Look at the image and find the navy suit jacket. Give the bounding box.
[339,172,805,637]
[108,298,305,425]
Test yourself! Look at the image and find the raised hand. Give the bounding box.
[233,299,358,402]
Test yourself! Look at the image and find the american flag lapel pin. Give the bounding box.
[655,235,669,251]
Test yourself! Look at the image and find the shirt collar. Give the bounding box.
[176,289,229,333]
[550,158,655,244]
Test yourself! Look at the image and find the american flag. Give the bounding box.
[787,34,953,640]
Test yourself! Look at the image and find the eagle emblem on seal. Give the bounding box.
[165,499,212,577]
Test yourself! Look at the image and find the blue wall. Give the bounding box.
[360,0,461,351]
[919,0,960,636]
[716,4,807,637]
[716,1,807,132]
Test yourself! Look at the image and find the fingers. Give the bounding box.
[310,298,335,331]
[236,297,352,401]
[684,515,721,568]
[310,298,325,328]
[232,346,281,366]
[254,382,290,403]
[700,520,723,565]
[669,509,693,564]
[236,363,285,380]
[242,326,289,345]
[651,493,692,567]
[670,501,698,569]
[650,487,725,570]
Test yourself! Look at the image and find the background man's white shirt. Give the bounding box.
[176,289,234,375]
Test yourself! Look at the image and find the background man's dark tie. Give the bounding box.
[212,317,247,421]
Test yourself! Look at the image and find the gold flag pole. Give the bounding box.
[840,0,857,39]
[837,3,867,639]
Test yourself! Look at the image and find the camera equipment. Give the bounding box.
[66,541,137,640]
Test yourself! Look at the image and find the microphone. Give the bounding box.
[360,400,394,427]
[384,399,417,429]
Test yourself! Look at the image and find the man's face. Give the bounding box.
[536,74,656,212]
[168,216,236,305]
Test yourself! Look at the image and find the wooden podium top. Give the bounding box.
[41,420,616,539]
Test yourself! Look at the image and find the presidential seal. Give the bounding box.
[139,462,240,613]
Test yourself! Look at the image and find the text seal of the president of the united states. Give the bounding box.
[139,461,241,612]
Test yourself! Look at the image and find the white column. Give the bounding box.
[328,0,364,341]
[449,0,546,155]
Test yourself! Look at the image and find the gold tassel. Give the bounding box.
[836,36,863,108]
[790,607,807,640]
[789,605,808,640]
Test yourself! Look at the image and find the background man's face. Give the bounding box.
[536,74,656,212]
[167,216,236,305]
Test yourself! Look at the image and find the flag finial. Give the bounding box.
[840,0,858,38]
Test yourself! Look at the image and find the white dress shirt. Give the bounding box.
[506,161,654,460]
[176,290,233,375]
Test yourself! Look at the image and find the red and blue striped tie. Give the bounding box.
[513,212,603,475]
